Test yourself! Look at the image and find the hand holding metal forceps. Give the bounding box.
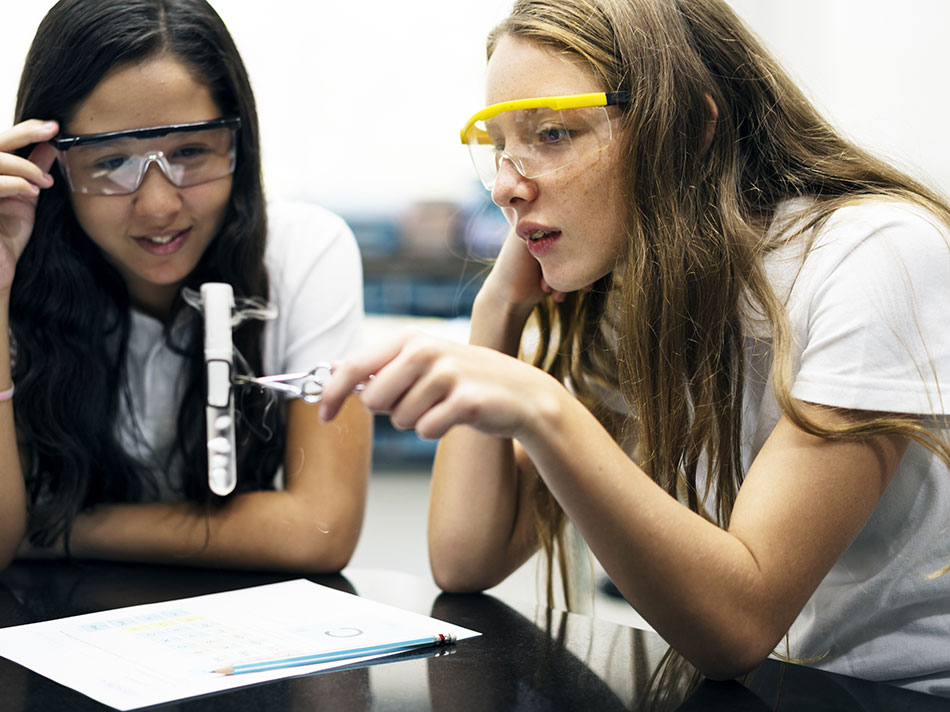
[233,365,373,404]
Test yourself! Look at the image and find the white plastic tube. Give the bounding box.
[201,282,237,496]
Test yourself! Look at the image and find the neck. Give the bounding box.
[128,281,180,322]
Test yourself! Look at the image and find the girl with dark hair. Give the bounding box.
[321,0,950,691]
[0,0,371,571]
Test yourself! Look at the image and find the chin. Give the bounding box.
[543,274,588,295]
[544,265,612,295]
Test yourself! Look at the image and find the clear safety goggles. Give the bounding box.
[460,92,629,190]
[52,116,240,196]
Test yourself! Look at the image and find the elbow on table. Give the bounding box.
[695,651,767,682]
[273,523,362,575]
[429,550,507,594]
[428,521,533,593]
[280,542,354,575]
[684,622,785,682]
[432,569,490,595]
[308,543,356,575]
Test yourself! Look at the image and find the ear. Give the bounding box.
[702,93,719,153]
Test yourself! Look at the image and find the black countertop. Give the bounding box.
[0,560,946,711]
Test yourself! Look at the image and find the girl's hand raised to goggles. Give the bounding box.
[319,330,562,442]
[0,120,58,288]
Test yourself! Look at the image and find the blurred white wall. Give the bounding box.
[4,1,950,211]
[730,0,950,196]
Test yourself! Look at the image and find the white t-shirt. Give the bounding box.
[116,200,364,499]
[743,201,950,693]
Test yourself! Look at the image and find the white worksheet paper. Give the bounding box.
[0,578,480,710]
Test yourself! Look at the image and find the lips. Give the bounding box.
[517,222,561,257]
[132,227,190,255]
[517,223,559,242]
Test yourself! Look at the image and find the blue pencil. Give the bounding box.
[213,633,456,675]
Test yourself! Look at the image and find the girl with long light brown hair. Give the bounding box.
[322,0,950,690]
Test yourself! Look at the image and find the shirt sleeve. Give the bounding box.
[789,203,950,416]
[262,201,365,376]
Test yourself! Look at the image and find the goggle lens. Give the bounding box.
[463,105,614,190]
[55,121,238,195]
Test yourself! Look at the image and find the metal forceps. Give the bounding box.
[234,362,371,404]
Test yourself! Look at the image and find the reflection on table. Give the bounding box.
[0,561,946,711]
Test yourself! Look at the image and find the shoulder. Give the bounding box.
[770,200,950,300]
[265,199,358,256]
[811,200,949,271]
[260,201,365,371]
[762,199,950,315]
[781,200,950,414]
[263,200,362,287]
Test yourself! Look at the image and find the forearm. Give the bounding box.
[0,292,27,568]
[429,429,537,591]
[68,488,362,572]
[512,397,763,675]
[70,398,372,572]
[468,283,534,355]
[516,392,887,679]
[428,288,539,590]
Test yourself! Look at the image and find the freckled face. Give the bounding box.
[65,56,232,317]
[487,35,627,293]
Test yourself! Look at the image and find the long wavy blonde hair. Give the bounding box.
[488,0,950,609]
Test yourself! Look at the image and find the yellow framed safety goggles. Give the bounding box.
[460,91,630,189]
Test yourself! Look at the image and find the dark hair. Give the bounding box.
[11,0,283,546]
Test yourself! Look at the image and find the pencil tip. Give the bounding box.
[213,666,234,675]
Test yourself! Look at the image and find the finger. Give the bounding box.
[0,175,40,200]
[411,375,508,440]
[318,330,419,420]
[539,277,567,303]
[411,398,461,440]
[357,359,415,418]
[410,416,450,441]
[0,150,54,194]
[383,356,455,431]
[0,119,59,154]
[28,141,57,175]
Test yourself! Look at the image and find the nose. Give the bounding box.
[490,155,538,208]
[132,161,182,218]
